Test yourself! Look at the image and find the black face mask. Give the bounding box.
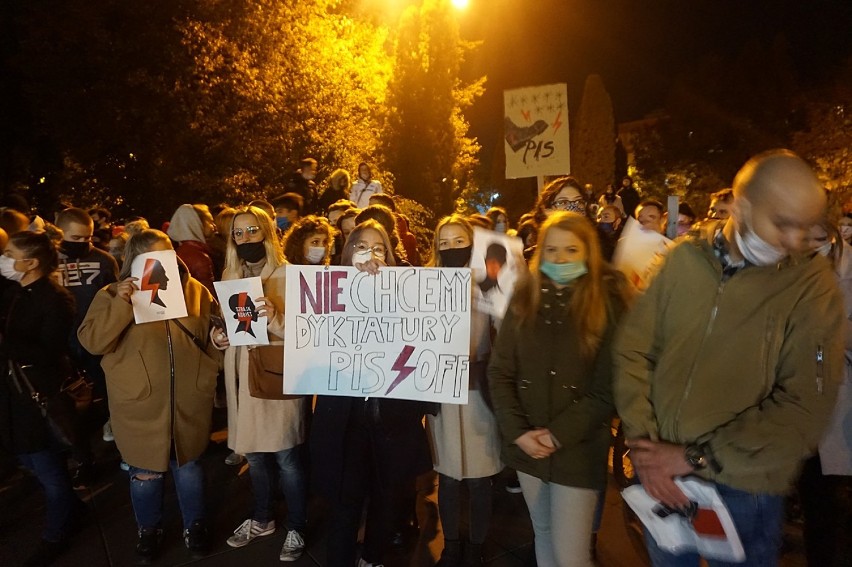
[236,241,266,263]
[439,245,472,268]
[61,240,91,258]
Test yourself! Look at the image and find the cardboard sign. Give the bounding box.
[504,83,571,179]
[470,227,525,319]
[213,277,269,346]
[130,250,188,323]
[283,266,472,404]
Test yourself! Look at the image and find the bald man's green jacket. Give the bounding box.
[614,223,844,494]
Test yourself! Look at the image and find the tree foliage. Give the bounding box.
[572,74,615,193]
[382,0,484,221]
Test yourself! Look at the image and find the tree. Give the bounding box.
[382,0,484,221]
[572,74,615,194]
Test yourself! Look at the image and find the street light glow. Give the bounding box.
[451,0,469,9]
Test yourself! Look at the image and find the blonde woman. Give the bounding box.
[209,206,308,562]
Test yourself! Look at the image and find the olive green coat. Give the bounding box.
[488,279,624,490]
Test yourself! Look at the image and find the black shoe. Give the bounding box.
[184,520,209,557]
[462,542,483,567]
[23,539,67,566]
[435,539,461,567]
[135,527,163,565]
[71,462,93,490]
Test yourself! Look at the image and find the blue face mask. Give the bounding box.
[599,222,614,234]
[539,260,588,285]
[276,217,291,231]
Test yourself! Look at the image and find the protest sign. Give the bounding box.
[213,277,269,347]
[283,265,472,404]
[470,227,525,319]
[504,83,571,179]
[130,250,188,323]
[612,217,674,290]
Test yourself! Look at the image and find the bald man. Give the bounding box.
[614,150,844,565]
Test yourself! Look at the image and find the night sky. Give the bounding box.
[457,0,852,169]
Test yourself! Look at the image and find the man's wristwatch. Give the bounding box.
[684,444,708,470]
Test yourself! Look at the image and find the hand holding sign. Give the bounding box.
[213,277,270,347]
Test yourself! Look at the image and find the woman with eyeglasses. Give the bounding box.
[79,229,220,563]
[310,219,433,567]
[209,206,309,562]
[488,212,634,567]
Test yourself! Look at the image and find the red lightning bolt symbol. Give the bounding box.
[552,110,563,134]
[521,109,531,122]
[386,345,416,395]
[141,258,160,305]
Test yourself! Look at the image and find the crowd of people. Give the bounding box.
[0,150,850,567]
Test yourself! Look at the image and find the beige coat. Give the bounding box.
[427,307,503,480]
[78,275,220,472]
[222,261,305,454]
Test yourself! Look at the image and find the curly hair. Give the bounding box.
[283,215,334,265]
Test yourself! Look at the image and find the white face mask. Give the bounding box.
[305,246,326,265]
[816,242,833,257]
[352,250,374,265]
[733,201,787,266]
[841,225,852,242]
[0,255,25,282]
[302,172,316,181]
[494,222,506,233]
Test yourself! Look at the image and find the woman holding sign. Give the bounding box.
[427,214,504,567]
[488,212,633,567]
[78,229,220,563]
[310,219,433,567]
[209,206,309,562]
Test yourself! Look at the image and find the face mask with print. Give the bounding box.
[732,200,787,266]
[305,246,326,265]
[0,255,25,282]
[539,260,588,285]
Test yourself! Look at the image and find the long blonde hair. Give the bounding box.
[513,212,632,360]
[223,206,285,279]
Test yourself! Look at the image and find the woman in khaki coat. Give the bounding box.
[427,215,504,567]
[78,229,219,563]
[209,206,308,562]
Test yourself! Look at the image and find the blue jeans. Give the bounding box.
[18,448,78,542]
[129,459,205,530]
[245,445,307,532]
[644,482,785,567]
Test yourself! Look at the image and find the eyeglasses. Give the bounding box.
[232,226,261,238]
[551,198,586,212]
[353,241,387,258]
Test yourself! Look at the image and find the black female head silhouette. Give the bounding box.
[141,258,169,307]
[228,292,258,337]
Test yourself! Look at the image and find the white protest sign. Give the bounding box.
[213,277,269,347]
[504,83,571,179]
[283,265,472,404]
[612,217,674,291]
[470,227,525,319]
[130,250,188,323]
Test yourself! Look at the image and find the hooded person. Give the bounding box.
[168,204,216,294]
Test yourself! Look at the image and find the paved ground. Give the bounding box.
[0,409,807,566]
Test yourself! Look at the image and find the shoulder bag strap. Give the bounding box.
[171,319,208,352]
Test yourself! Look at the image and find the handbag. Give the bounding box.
[247,345,301,400]
[8,360,78,447]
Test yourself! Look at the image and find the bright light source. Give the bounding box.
[451,0,469,9]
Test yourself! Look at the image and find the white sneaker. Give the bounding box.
[225,451,245,466]
[279,530,305,561]
[102,420,115,442]
[226,519,276,548]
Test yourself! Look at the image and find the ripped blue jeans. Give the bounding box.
[128,459,204,530]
